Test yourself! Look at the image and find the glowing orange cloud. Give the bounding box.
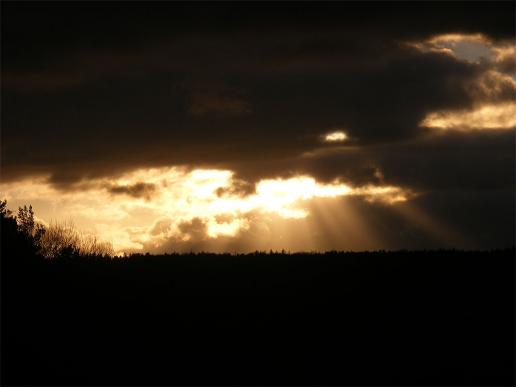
[1,168,414,253]
[406,32,515,64]
[408,33,516,132]
[324,131,348,142]
[421,101,516,131]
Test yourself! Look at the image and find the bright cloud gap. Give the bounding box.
[406,32,515,64]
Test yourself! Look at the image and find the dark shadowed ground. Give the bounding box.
[2,245,514,386]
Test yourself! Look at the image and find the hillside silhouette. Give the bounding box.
[1,201,514,386]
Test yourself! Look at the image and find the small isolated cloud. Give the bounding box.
[323,130,348,143]
[106,182,157,200]
[216,178,255,197]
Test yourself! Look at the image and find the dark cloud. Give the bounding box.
[177,218,208,242]
[106,182,157,200]
[291,131,515,190]
[1,2,514,249]
[216,178,256,197]
[1,40,494,184]
[188,81,252,117]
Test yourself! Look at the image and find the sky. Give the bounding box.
[1,1,514,253]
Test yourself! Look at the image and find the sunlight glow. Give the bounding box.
[421,101,516,130]
[324,131,348,142]
[0,168,413,253]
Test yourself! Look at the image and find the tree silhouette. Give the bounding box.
[16,205,45,248]
[1,200,113,260]
[1,200,42,269]
[0,199,12,218]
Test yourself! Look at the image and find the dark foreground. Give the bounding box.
[2,249,515,386]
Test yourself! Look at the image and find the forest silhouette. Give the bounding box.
[1,200,514,386]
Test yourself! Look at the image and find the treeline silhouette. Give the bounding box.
[1,201,515,386]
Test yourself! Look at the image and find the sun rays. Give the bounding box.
[1,164,473,255]
[1,167,415,253]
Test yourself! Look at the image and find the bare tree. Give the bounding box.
[38,221,113,259]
